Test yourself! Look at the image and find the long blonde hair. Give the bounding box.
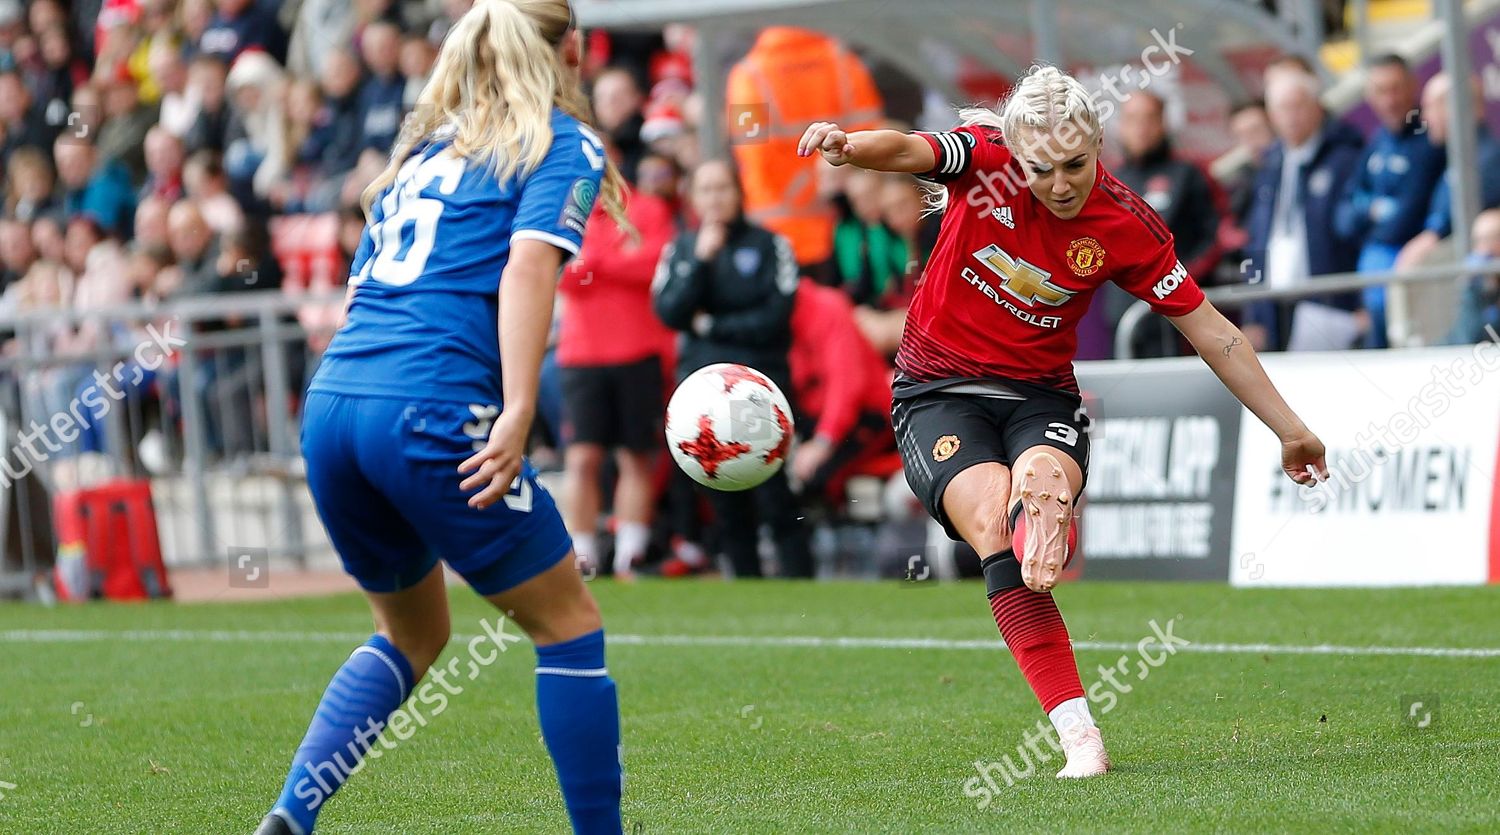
[362,0,627,229]
[926,64,1102,214]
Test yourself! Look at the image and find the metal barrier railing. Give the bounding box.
[1115,260,1500,360]
[0,290,345,598]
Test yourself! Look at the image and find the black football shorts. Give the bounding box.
[560,355,666,452]
[891,386,1090,542]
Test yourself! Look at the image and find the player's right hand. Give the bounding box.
[798,122,855,165]
[459,409,531,510]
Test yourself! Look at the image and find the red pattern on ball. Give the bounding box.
[676,414,753,479]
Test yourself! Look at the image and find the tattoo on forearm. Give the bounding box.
[1222,337,1244,358]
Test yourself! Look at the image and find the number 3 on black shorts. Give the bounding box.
[1043,422,1079,447]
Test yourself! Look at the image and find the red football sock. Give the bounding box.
[988,586,1085,712]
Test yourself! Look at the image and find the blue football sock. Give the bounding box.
[270,634,415,834]
[535,629,623,835]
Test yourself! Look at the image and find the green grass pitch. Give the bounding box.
[2,580,1498,833]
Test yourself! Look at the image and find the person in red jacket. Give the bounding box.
[558,186,677,580]
[788,278,897,500]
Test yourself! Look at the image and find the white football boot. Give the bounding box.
[1055,725,1111,778]
[1056,725,1116,779]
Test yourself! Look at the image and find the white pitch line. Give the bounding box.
[2,629,1499,658]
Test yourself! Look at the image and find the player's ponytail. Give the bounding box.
[362,0,628,231]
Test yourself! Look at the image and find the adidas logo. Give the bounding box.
[992,206,1015,229]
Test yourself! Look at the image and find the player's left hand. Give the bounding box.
[458,410,532,509]
[1281,429,1328,485]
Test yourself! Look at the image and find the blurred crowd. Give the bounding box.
[0,1,1495,577]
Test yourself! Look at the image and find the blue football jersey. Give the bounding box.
[311,109,606,404]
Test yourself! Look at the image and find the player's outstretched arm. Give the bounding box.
[1169,301,1329,485]
[796,122,936,173]
[460,238,565,509]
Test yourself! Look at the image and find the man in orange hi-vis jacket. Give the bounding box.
[726,27,883,272]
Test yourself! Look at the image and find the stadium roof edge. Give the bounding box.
[576,0,1305,106]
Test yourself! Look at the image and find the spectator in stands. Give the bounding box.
[199,0,284,63]
[558,183,678,579]
[1231,99,1276,164]
[0,70,56,155]
[2,259,71,357]
[224,49,287,207]
[1103,90,1222,357]
[1242,69,1365,351]
[1395,73,1500,271]
[30,214,65,264]
[338,147,386,209]
[179,0,215,50]
[635,151,683,218]
[592,67,645,182]
[0,217,36,290]
[96,76,159,183]
[787,278,896,503]
[183,149,243,235]
[133,194,171,251]
[149,36,196,138]
[54,135,136,237]
[1335,54,1446,347]
[128,0,178,102]
[834,168,903,307]
[848,175,927,358]
[6,146,58,222]
[26,0,61,36]
[1222,100,1275,248]
[54,214,128,361]
[641,96,686,159]
[653,158,812,578]
[126,242,170,303]
[399,34,435,111]
[315,49,365,183]
[285,0,356,79]
[356,21,404,154]
[726,28,883,277]
[28,24,87,131]
[140,125,185,202]
[279,78,329,210]
[66,82,104,147]
[1445,209,1500,345]
[163,199,219,296]
[183,54,231,153]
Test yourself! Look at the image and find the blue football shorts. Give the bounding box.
[301,391,573,595]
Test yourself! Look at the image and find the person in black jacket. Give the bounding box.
[1102,90,1222,357]
[653,158,812,578]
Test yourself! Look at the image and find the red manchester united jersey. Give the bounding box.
[896,125,1206,394]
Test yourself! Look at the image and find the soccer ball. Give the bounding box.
[665,363,794,491]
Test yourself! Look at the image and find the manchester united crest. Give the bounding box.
[932,435,961,462]
[1066,237,1105,277]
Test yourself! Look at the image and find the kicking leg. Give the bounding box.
[942,461,1106,779]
